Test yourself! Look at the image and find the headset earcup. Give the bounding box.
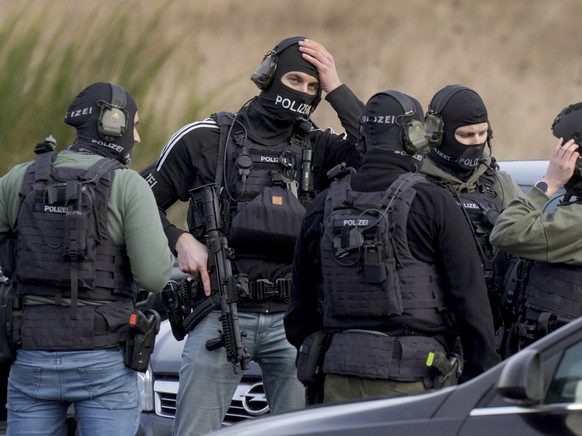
[251,37,306,91]
[405,120,429,155]
[98,83,128,142]
[99,106,126,139]
[250,54,277,90]
[402,129,414,155]
[425,113,444,148]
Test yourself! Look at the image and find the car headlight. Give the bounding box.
[137,365,155,412]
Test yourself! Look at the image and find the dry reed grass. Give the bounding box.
[1,0,581,172]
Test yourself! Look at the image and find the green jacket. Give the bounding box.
[0,151,174,293]
[490,187,582,264]
[421,156,522,208]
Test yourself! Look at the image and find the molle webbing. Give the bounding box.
[524,262,582,320]
[225,134,307,202]
[19,299,133,350]
[322,330,445,381]
[321,173,446,323]
[212,111,310,262]
[428,169,504,285]
[15,153,137,302]
[17,244,136,301]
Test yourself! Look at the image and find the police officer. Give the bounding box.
[142,37,362,435]
[285,90,500,404]
[490,102,582,350]
[420,84,522,355]
[0,82,174,435]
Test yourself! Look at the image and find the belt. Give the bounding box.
[244,278,291,302]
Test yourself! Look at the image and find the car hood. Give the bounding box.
[208,387,456,436]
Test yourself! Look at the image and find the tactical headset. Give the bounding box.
[251,36,305,90]
[359,90,429,155]
[424,84,467,148]
[98,83,128,142]
[425,84,493,149]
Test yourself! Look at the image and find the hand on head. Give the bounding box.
[544,138,580,195]
[298,39,341,94]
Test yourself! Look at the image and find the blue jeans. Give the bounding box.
[7,348,139,436]
[173,311,305,436]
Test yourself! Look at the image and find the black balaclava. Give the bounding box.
[428,87,489,179]
[65,82,138,165]
[360,91,425,171]
[247,37,321,144]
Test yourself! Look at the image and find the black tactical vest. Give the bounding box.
[319,173,449,380]
[428,169,505,291]
[427,169,511,338]
[207,112,315,261]
[14,151,137,350]
[321,172,447,326]
[524,262,582,320]
[517,262,582,342]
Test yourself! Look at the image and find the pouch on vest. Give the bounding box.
[296,330,330,386]
[16,176,98,288]
[63,187,90,260]
[15,156,124,295]
[322,208,403,317]
[0,282,16,364]
[229,185,306,253]
[0,239,16,279]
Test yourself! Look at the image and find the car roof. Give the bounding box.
[496,159,548,188]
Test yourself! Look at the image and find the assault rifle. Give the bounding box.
[186,183,250,373]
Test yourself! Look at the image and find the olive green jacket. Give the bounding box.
[421,156,522,208]
[490,186,582,265]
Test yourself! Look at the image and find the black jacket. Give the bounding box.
[142,85,363,312]
[285,150,501,381]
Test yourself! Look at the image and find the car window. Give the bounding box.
[546,341,582,404]
[498,160,565,212]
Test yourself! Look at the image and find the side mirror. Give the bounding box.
[496,349,543,406]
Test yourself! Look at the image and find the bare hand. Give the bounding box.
[544,138,580,196]
[175,233,212,296]
[299,39,342,94]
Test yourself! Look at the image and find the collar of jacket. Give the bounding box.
[360,148,420,172]
[421,155,495,192]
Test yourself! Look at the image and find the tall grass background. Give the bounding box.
[2,0,582,180]
[0,1,219,177]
